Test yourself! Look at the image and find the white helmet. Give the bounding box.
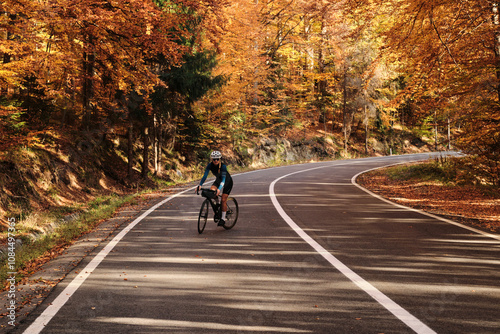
[210,151,222,159]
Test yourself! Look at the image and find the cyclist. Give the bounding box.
[196,151,233,226]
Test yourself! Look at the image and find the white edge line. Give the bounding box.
[23,164,282,333]
[21,158,409,333]
[23,153,487,333]
[351,165,500,242]
[23,186,197,334]
[269,165,437,334]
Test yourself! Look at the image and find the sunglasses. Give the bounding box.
[212,158,220,161]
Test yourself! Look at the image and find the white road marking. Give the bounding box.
[92,317,312,332]
[22,166,270,333]
[22,152,461,333]
[23,186,197,334]
[352,167,500,242]
[269,165,437,334]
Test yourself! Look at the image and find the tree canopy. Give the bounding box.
[1,0,499,185]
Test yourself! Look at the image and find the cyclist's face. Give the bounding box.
[212,158,220,165]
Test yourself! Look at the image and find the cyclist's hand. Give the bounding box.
[216,188,221,197]
[196,185,201,194]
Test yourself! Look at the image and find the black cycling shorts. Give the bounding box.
[213,177,233,195]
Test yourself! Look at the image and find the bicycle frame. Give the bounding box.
[198,188,222,220]
[197,188,238,234]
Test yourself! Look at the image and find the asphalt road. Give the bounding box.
[14,153,500,333]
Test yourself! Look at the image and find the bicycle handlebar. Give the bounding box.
[197,187,218,199]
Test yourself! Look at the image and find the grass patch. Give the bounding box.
[385,161,449,183]
[365,156,500,201]
[384,155,500,190]
[0,193,137,290]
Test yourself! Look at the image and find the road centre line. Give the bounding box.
[269,164,437,334]
[23,186,197,334]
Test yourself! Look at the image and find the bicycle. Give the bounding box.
[196,188,239,234]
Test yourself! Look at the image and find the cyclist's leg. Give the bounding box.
[211,176,222,194]
[221,193,229,213]
[210,184,219,203]
[220,180,233,219]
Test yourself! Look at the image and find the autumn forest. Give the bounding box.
[1,0,500,187]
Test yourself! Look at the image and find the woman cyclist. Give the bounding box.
[196,151,233,226]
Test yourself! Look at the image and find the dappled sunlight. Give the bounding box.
[26,158,499,334]
[85,212,497,333]
[425,237,500,245]
[280,181,354,186]
[267,172,500,333]
[92,317,312,332]
[358,172,500,231]
[146,215,199,221]
[110,256,277,266]
[64,240,399,333]
[268,193,313,198]
[230,193,284,198]
[423,256,500,266]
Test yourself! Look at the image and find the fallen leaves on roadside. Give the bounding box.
[358,171,500,232]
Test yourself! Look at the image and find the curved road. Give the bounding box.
[16,153,500,333]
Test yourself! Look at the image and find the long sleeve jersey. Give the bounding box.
[199,162,232,191]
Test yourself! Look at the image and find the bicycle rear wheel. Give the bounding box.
[223,197,239,230]
[198,199,209,234]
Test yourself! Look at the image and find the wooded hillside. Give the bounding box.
[1,0,499,221]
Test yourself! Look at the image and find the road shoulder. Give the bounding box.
[0,189,182,331]
[356,167,500,234]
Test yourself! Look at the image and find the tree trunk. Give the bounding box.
[82,35,95,130]
[302,16,314,78]
[2,14,12,97]
[343,65,348,153]
[318,12,327,136]
[434,110,438,150]
[253,0,260,105]
[493,2,500,101]
[447,117,451,150]
[142,126,149,179]
[171,122,177,151]
[127,117,134,180]
[157,117,163,176]
[153,114,158,175]
[365,105,369,155]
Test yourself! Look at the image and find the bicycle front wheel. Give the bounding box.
[223,197,239,230]
[198,199,209,234]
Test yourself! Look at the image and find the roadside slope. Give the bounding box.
[356,164,500,233]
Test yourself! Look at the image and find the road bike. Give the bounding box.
[196,188,239,234]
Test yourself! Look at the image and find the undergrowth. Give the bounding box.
[386,161,451,183]
[383,155,499,192]
[0,193,137,290]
